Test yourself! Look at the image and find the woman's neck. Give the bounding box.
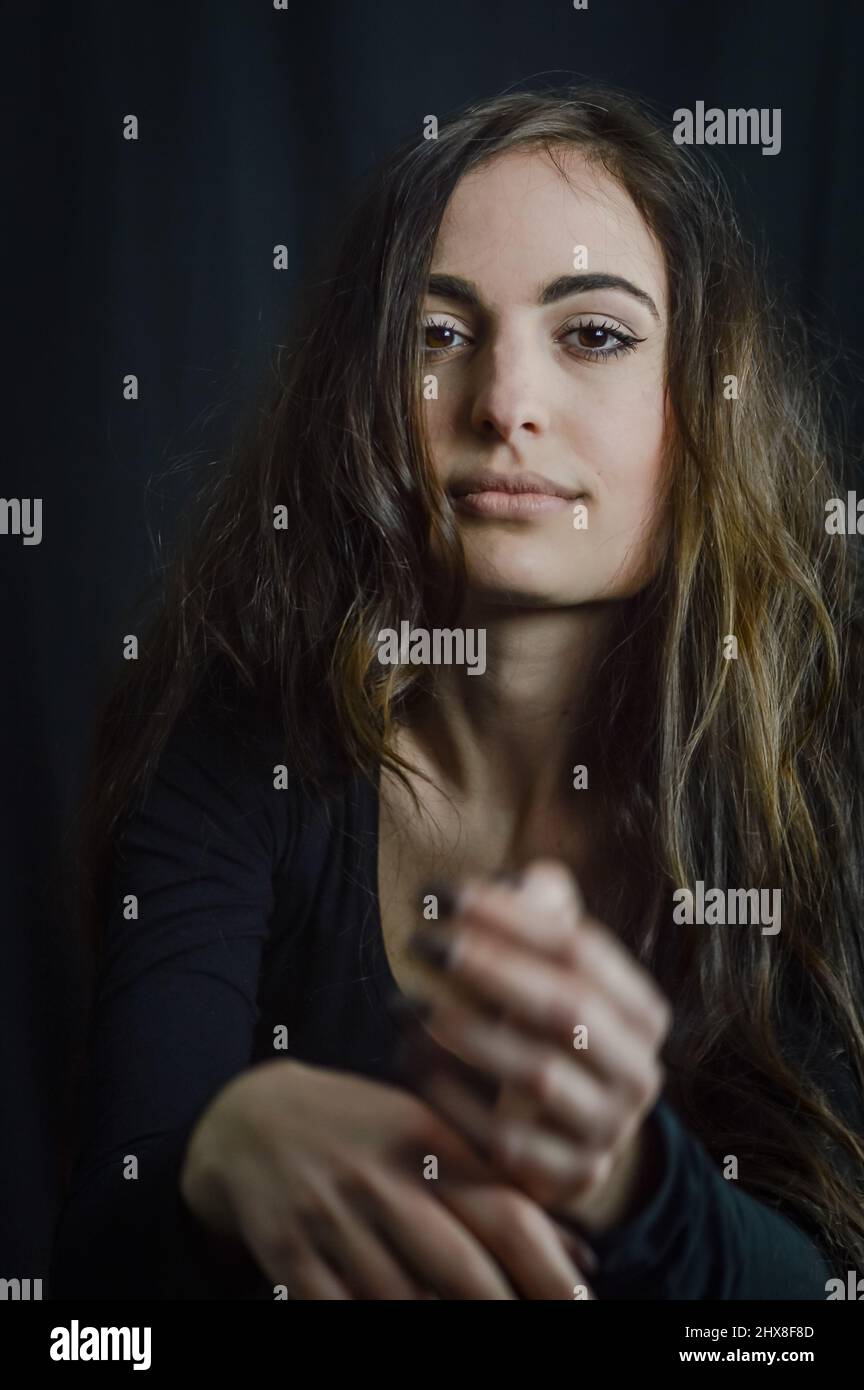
[403,599,621,822]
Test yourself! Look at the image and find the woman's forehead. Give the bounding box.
[431,147,666,311]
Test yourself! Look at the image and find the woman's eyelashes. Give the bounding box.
[421,312,646,362]
[558,318,646,362]
[423,315,471,357]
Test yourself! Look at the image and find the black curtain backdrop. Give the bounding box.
[4,0,863,1284]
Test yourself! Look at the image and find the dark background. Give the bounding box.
[3,0,862,1284]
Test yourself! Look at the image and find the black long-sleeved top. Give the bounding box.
[50,701,861,1300]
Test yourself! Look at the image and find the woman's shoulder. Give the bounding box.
[123,681,357,873]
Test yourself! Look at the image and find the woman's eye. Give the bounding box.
[421,315,643,361]
[423,318,470,356]
[561,319,643,361]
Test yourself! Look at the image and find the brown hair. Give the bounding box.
[76,85,864,1272]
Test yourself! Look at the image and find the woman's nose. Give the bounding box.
[468,340,551,441]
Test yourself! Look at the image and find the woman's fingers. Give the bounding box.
[437,1179,595,1300]
[239,1167,518,1299]
[419,1068,600,1202]
[367,1180,519,1299]
[266,1254,353,1300]
[239,1211,355,1299]
[412,912,670,1052]
[421,1064,648,1220]
[399,864,672,1220]
[436,863,671,1043]
[410,919,632,1049]
[293,1196,428,1299]
[241,1077,593,1300]
[422,991,661,1104]
[455,861,586,960]
[236,1182,419,1299]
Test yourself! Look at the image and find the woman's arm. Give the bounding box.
[405,863,857,1300]
[51,708,290,1299]
[51,709,588,1300]
[585,1099,831,1300]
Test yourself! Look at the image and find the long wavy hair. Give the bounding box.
[75,85,864,1274]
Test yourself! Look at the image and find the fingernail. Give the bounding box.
[419,880,461,920]
[408,929,453,969]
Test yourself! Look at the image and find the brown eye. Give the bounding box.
[576,325,613,350]
[425,324,458,350]
[561,318,643,361]
[422,318,470,356]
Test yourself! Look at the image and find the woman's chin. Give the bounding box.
[463,570,601,608]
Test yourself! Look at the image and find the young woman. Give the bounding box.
[51,85,864,1300]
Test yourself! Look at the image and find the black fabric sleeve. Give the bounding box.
[578,949,864,1301]
[586,1099,832,1299]
[50,710,292,1299]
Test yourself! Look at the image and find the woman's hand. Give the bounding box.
[406,860,672,1233]
[179,1057,593,1299]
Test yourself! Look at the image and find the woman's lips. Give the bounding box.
[453,489,584,518]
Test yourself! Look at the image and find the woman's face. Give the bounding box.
[423,146,669,607]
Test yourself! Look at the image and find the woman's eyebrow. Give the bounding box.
[427,271,660,322]
[540,273,661,322]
